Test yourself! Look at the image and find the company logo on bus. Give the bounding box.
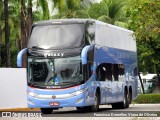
[44,53,64,57]
[52,95,56,99]
[46,86,61,89]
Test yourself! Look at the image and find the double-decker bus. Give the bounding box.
[17,19,138,114]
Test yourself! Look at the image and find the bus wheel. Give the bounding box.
[112,90,128,109]
[90,92,100,112]
[129,91,132,104]
[119,90,128,109]
[126,91,131,108]
[76,107,85,111]
[111,103,119,109]
[40,108,53,114]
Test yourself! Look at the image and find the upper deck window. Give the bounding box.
[85,21,95,45]
[27,23,85,49]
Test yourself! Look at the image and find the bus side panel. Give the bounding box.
[94,46,138,103]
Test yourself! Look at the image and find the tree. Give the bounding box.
[88,3,108,20]
[88,0,128,28]
[38,0,50,20]
[4,0,11,67]
[0,0,2,66]
[52,0,89,18]
[128,0,160,82]
[28,0,32,32]
[0,0,51,67]
[21,0,27,49]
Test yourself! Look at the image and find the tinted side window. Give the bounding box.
[118,64,125,81]
[85,21,95,45]
[96,63,112,81]
[83,48,94,81]
[96,63,125,81]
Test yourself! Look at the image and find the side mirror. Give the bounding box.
[17,48,27,68]
[81,45,93,65]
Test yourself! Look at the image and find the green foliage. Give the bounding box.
[133,94,160,104]
[52,0,88,18]
[73,10,89,18]
[38,0,50,20]
[128,0,160,41]
[52,0,68,13]
[88,3,108,19]
[97,15,111,23]
[105,0,126,22]
[0,0,50,67]
[114,21,128,28]
[128,0,160,73]
[88,0,128,27]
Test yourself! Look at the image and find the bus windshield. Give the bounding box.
[27,24,85,49]
[27,56,83,87]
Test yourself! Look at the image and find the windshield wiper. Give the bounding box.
[58,81,77,85]
[32,46,44,49]
[59,80,84,85]
[28,82,37,86]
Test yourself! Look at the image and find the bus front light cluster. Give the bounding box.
[76,98,84,103]
[28,91,39,97]
[70,87,88,96]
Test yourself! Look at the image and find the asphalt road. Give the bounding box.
[42,104,160,117]
[1,104,160,120]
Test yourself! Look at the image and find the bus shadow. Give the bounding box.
[52,108,113,114]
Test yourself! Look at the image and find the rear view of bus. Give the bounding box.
[17,19,138,114]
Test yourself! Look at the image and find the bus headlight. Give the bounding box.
[28,91,39,97]
[70,87,88,96]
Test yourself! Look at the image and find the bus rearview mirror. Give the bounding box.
[17,48,27,68]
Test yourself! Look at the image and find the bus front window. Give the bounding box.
[27,56,83,87]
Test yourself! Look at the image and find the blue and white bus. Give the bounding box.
[17,19,138,114]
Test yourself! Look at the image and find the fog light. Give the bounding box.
[76,98,84,103]
[28,99,35,105]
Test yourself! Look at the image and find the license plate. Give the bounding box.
[49,102,59,106]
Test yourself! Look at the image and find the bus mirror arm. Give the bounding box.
[81,45,93,65]
[17,48,27,68]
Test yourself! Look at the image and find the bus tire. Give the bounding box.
[126,91,131,108]
[129,90,132,104]
[76,107,86,111]
[111,103,119,109]
[90,91,100,112]
[119,90,128,109]
[40,108,53,114]
[112,90,128,109]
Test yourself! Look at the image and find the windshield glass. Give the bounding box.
[27,24,85,49]
[27,56,83,87]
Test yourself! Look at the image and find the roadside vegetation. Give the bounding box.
[133,94,160,103]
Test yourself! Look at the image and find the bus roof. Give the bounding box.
[33,19,94,26]
[30,19,136,52]
[33,19,133,33]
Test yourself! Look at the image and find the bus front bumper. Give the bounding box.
[27,89,88,108]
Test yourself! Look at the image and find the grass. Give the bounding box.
[133,94,160,104]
